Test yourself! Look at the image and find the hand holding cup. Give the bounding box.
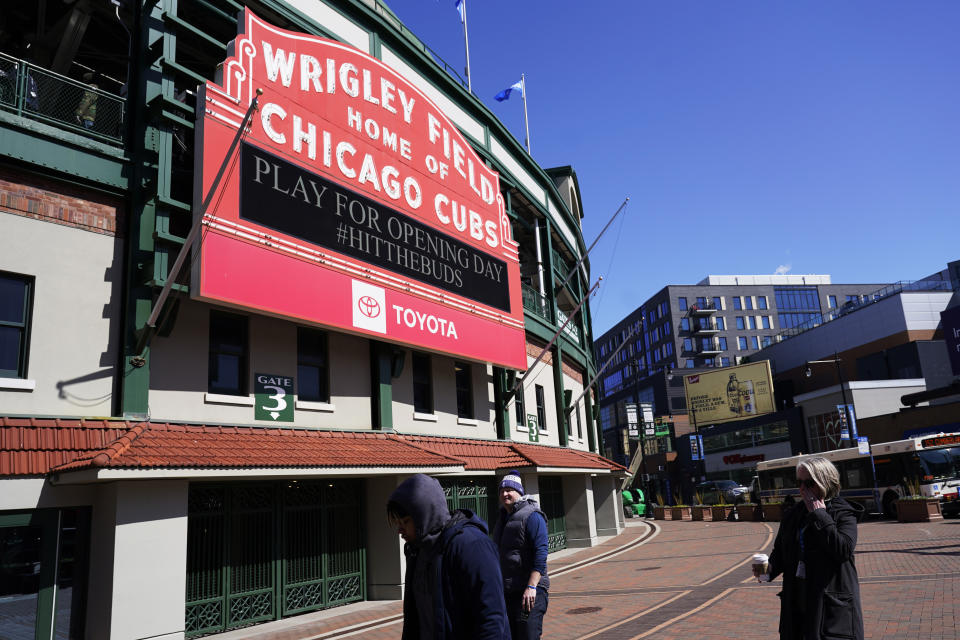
[752,553,769,583]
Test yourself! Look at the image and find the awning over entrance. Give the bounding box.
[0,417,626,481]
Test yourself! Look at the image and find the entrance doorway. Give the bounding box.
[185,480,365,637]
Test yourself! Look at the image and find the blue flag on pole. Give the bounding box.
[455,0,464,23]
[494,80,522,102]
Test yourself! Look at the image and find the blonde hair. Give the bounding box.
[797,457,841,500]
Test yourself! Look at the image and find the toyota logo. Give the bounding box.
[358,296,381,318]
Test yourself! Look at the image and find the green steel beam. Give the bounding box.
[0,122,127,189]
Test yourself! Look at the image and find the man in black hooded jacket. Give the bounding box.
[387,474,510,640]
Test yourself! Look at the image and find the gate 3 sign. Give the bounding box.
[255,373,294,422]
[192,10,526,369]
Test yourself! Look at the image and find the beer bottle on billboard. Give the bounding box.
[727,373,740,414]
[739,380,756,414]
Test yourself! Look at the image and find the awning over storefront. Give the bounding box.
[0,417,626,482]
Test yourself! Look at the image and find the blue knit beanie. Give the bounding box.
[499,470,524,494]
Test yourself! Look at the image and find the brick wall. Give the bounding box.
[0,167,123,236]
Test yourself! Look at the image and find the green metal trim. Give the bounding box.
[370,341,393,431]
[160,58,208,87]
[493,366,511,441]
[0,123,128,189]
[162,12,229,52]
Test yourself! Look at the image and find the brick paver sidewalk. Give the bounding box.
[211,517,960,639]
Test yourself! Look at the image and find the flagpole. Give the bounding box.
[520,73,530,153]
[461,0,472,92]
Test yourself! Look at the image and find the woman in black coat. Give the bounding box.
[755,456,865,640]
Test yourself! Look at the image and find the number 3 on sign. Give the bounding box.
[262,385,287,417]
[254,373,295,422]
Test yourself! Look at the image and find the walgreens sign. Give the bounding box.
[192,10,525,369]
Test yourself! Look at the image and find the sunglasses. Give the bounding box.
[797,478,817,490]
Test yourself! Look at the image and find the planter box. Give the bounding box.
[735,504,757,521]
[653,506,666,520]
[670,506,692,521]
[762,503,784,522]
[692,506,712,521]
[711,505,734,521]
[896,498,943,522]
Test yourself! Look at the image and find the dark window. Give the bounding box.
[712,296,722,310]
[721,357,731,367]
[0,272,33,378]
[535,384,546,430]
[776,287,822,311]
[680,318,690,331]
[762,316,771,329]
[297,328,329,402]
[575,406,583,439]
[738,336,747,350]
[828,295,837,308]
[208,311,248,395]
[412,352,433,413]
[455,362,473,419]
[515,388,525,427]
[696,297,706,307]
[745,297,753,310]
[736,316,745,330]
[718,337,728,350]
[683,338,693,351]
[762,336,772,347]
[733,297,742,310]
[715,317,725,330]
[678,297,688,311]
[748,316,757,330]
[757,296,768,310]
[685,359,695,368]
[751,336,760,350]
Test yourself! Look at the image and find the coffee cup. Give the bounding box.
[752,553,769,576]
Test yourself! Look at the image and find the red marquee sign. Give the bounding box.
[192,10,526,369]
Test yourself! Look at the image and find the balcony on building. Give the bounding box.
[689,301,718,315]
[692,317,719,335]
[695,337,722,355]
[1,2,130,148]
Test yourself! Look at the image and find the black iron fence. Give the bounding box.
[0,52,126,145]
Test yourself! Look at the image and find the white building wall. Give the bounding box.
[150,299,372,428]
[0,213,122,415]
[112,481,188,640]
[391,350,497,437]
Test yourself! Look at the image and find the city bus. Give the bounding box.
[755,433,960,517]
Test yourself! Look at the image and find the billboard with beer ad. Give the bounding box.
[683,361,775,425]
[192,10,526,369]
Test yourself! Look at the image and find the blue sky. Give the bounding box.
[383,1,960,335]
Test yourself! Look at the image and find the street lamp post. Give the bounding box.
[805,352,854,448]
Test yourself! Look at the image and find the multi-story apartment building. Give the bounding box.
[594,274,886,464]
[0,2,623,639]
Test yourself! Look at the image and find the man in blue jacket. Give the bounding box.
[492,471,549,640]
[387,474,510,640]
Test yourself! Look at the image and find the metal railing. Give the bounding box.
[0,52,126,145]
[373,1,471,92]
[775,278,953,342]
[522,283,553,324]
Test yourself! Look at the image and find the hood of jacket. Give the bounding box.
[389,474,451,548]
[440,508,489,545]
[828,496,865,521]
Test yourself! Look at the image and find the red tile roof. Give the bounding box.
[0,417,131,476]
[401,435,627,473]
[402,435,526,470]
[52,422,464,472]
[512,442,627,472]
[0,418,625,477]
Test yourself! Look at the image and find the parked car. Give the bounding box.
[696,480,750,505]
